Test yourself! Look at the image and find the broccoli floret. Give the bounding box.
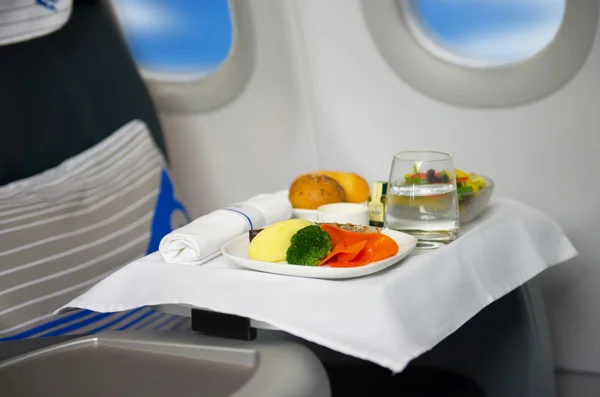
[286,225,332,266]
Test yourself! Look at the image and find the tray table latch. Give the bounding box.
[191,309,257,341]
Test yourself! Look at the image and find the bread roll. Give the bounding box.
[289,173,346,209]
[317,171,370,203]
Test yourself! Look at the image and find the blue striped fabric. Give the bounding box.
[0,120,191,341]
[0,308,192,341]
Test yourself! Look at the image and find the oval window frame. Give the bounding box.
[361,0,599,108]
[402,0,566,70]
[108,0,254,113]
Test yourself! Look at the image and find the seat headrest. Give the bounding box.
[0,0,73,46]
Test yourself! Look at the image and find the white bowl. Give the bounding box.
[292,208,318,222]
[316,203,369,225]
[292,201,368,223]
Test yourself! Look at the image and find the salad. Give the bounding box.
[455,169,487,197]
[403,166,488,196]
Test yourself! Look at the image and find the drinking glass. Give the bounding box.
[384,151,459,249]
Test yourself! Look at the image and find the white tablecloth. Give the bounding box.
[57,197,577,373]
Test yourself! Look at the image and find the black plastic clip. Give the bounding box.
[191,309,257,341]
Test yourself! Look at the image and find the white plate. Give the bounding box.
[221,227,418,279]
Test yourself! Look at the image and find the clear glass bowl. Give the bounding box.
[458,176,495,225]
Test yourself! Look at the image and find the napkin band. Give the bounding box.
[222,203,266,230]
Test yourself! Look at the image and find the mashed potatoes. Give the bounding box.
[247,219,314,262]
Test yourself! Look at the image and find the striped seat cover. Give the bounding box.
[0,120,192,340]
[0,0,72,46]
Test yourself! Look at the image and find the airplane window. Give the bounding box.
[111,0,233,79]
[361,0,598,107]
[405,0,566,68]
[108,0,253,113]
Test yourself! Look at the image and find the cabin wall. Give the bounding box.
[140,0,600,386]
[284,0,600,377]
[158,0,318,218]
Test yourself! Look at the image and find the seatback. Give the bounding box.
[0,0,167,186]
[0,0,189,342]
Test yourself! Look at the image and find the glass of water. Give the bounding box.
[384,151,459,249]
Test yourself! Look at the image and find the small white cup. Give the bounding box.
[316,203,370,226]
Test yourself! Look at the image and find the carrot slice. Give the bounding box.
[318,241,366,266]
[368,234,399,262]
[320,224,364,247]
[320,224,399,263]
[328,241,375,268]
[336,241,368,262]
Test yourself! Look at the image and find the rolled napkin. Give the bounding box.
[159,192,292,264]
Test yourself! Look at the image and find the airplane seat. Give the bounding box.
[0,0,184,344]
[0,0,168,187]
[0,3,331,396]
[0,0,177,346]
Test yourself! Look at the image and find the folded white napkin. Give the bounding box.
[158,191,292,264]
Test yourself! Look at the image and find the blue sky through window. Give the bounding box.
[111,0,233,76]
[409,0,565,65]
